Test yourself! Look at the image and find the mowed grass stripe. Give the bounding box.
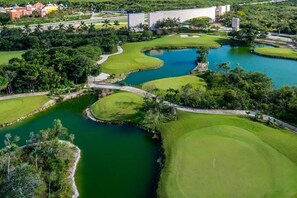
[0,95,49,125]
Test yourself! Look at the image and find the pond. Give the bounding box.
[0,95,160,198]
[123,45,297,88]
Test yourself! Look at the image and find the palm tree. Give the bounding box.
[3,133,20,179]
[4,70,16,94]
[66,24,75,33]
[88,23,96,33]
[47,25,53,31]
[58,23,65,31]
[23,24,31,35]
[34,24,43,33]
[77,21,88,33]
[102,19,111,29]
[113,20,120,29]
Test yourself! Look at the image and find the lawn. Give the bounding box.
[158,112,297,198]
[90,91,297,197]
[254,47,297,60]
[0,51,24,65]
[91,92,143,122]
[101,34,228,75]
[0,95,49,125]
[141,75,206,93]
[95,23,127,29]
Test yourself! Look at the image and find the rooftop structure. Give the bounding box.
[232,18,240,31]
[4,2,59,19]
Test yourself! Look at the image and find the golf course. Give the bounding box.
[0,95,49,125]
[0,51,24,65]
[91,92,143,122]
[141,75,206,93]
[254,47,297,60]
[101,34,227,75]
[91,91,297,197]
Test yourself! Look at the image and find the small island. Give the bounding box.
[0,119,80,198]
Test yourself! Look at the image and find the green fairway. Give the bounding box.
[90,91,297,197]
[254,47,297,60]
[158,112,297,198]
[0,51,24,65]
[91,92,143,122]
[101,34,227,75]
[141,75,206,93]
[0,95,49,125]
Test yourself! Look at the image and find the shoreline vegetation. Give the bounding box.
[101,34,228,76]
[88,91,297,197]
[253,47,297,60]
[0,89,87,128]
[0,120,80,197]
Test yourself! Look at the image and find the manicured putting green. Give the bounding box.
[166,125,297,198]
[91,92,143,122]
[254,47,297,60]
[158,112,297,198]
[101,34,227,75]
[0,51,24,65]
[141,75,206,92]
[0,95,49,125]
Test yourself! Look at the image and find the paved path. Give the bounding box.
[96,45,123,65]
[0,92,49,101]
[88,83,297,133]
[88,45,123,83]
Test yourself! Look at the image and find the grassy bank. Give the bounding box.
[0,95,49,125]
[141,75,206,93]
[0,51,24,65]
[254,47,297,60]
[101,34,227,75]
[91,92,143,122]
[91,91,297,197]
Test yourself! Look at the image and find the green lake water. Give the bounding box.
[123,45,297,88]
[0,95,160,198]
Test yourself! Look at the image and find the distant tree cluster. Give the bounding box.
[158,66,297,125]
[1,46,100,93]
[224,2,297,35]
[0,119,76,198]
[229,23,268,45]
[0,0,270,13]
[0,24,154,94]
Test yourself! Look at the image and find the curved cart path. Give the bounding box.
[88,83,297,133]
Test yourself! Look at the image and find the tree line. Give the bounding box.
[0,119,76,197]
[0,0,272,13]
[154,65,297,125]
[0,24,155,94]
[223,1,297,35]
